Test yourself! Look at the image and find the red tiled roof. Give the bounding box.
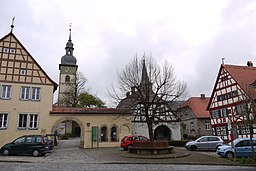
[50,106,131,114]
[180,97,210,118]
[223,64,256,98]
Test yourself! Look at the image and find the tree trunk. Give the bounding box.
[147,120,154,141]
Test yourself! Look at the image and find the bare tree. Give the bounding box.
[235,84,256,158]
[110,55,188,141]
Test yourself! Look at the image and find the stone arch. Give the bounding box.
[51,117,85,147]
[154,125,172,141]
[109,124,118,141]
[119,124,130,140]
[99,124,108,142]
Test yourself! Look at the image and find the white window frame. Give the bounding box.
[29,114,38,129]
[20,87,30,100]
[31,87,41,101]
[0,113,8,129]
[18,114,28,129]
[205,121,210,130]
[1,85,11,99]
[3,48,9,53]
[10,48,16,54]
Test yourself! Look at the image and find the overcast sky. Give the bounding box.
[0,0,255,107]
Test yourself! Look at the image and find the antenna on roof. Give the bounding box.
[10,17,15,33]
[221,58,225,65]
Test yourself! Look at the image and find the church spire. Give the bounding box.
[141,58,150,86]
[61,24,77,65]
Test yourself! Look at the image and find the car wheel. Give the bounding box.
[32,150,40,157]
[190,145,197,151]
[225,152,234,159]
[2,149,10,156]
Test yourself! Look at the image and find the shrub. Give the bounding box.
[168,140,189,146]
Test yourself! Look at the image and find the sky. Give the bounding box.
[1,0,256,107]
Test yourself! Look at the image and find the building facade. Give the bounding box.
[0,30,58,147]
[0,27,131,148]
[178,94,212,139]
[117,60,181,141]
[207,63,256,141]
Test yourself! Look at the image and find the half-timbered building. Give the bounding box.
[117,60,181,140]
[207,62,256,141]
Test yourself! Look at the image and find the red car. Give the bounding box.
[121,135,149,150]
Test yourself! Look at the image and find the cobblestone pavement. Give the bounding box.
[42,138,95,164]
[0,138,255,171]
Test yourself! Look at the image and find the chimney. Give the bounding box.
[247,61,253,67]
[200,94,205,99]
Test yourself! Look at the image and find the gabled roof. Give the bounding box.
[0,32,58,92]
[224,64,256,93]
[179,97,210,118]
[207,64,256,110]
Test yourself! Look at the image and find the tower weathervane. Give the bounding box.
[10,17,15,33]
[222,58,225,65]
[69,22,72,41]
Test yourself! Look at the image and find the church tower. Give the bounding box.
[58,26,78,106]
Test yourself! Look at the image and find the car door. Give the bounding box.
[196,137,208,150]
[11,136,26,154]
[235,140,251,157]
[23,136,36,154]
[208,137,220,150]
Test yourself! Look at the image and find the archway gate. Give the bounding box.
[49,107,131,148]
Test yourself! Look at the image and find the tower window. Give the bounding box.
[65,75,70,82]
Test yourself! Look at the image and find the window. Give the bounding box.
[211,110,221,119]
[20,87,30,100]
[10,48,16,54]
[0,113,8,129]
[20,69,26,75]
[1,85,11,99]
[31,87,41,100]
[14,137,26,144]
[100,126,107,141]
[205,121,210,130]
[26,136,35,143]
[208,137,219,141]
[110,126,117,141]
[65,75,70,82]
[29,114,38,129]
[18,114,28,129]
[3,48,9,53]
[20,87,41,101]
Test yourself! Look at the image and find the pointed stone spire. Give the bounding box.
[141,58,150,86]
[61,24,77,65]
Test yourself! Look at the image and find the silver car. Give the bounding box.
[185,136,223,151]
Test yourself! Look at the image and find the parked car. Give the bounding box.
[0,135,50,157]
[216,138,256,158]
[185,136,223,151]
[121,135,149,150]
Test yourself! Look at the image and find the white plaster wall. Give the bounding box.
[132,122,181,140]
